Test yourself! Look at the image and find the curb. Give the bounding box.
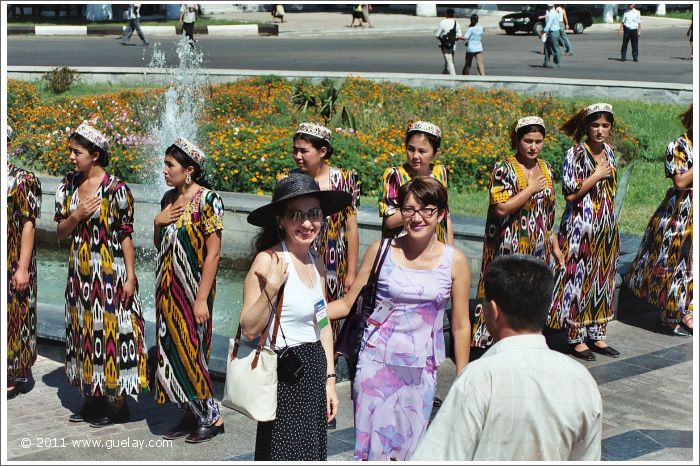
[8,23,278,36]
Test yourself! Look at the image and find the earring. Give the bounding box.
[185,174,192,186]
[277,225,285,241]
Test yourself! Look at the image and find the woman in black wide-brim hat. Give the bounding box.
[241,173,351,461]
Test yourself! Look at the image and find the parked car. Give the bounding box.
[499,6,593,35]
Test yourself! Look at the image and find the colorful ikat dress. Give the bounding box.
[378,163,450,243]
[155,187,224,404]
[471,157,556,348]
[54,172,149,396]
[548,143,620,343]
[624,134,693,323]
[7,163,41,381]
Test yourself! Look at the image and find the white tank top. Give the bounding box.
[266,242,325,350]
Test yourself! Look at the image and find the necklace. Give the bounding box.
[400,238,437,270]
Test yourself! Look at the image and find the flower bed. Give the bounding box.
[8,77,641,197]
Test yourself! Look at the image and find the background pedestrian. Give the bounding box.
[462,14,485,75]
[435,8,463,75]
[120,3,148,46]
[619,4,641,62]
[180,3,198,46]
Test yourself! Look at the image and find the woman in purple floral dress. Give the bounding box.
[329,177,471,460]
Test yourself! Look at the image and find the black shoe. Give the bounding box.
[589,344,620,358]
[163,415,196,440]
[658,320,691,337]
[7,380,31,400]
[633,58,638,62]
[432,396,443,408]
[570,346,596,361]
[326,417,336,430]
[89,404,130,428]
[142,41,150,46]
[69,399,106,423]
[679,319,693,335]
[184,423,225,443]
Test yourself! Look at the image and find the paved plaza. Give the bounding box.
[4,317,694,462]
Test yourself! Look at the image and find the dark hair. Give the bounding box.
[510,124,546,150]
[405,130,441,152]
[165,144,211,189]
[293,132,334,159]
[470,14,479,26]
[680,104,693,134]
[483,254,554,332]
[561,108,614,142]
[68,132,109,167]
[398,176,448,212]
[445,8,455,18]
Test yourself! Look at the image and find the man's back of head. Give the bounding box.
[445,8,455,18]
[483,254,554,339]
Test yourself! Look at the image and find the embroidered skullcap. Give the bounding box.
[7,125,13,141]
[76,122,110,151]
[295,122,332,141]
[174,137,206,166]
[515,116,545,132]
[586,103,614,116]
[407,121,442,139]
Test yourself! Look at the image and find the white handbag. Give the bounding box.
[221,285,284,422]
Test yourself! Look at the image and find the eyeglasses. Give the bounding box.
[284,208,324,223]
[399,206,439,218]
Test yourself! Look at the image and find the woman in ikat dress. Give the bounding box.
[548,103,621,361]
[624,104,693,336]
[154,137,226,443]
[7,125,42,400]
[379,121,454,245]
[55,122,149,426]
[329,177,471,460]
[471,116,564,352]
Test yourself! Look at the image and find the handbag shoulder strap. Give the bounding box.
[230,283,285,361]
[369,238,392,281]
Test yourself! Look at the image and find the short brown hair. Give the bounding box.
[398,176,448,212]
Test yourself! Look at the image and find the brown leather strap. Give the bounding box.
[230,284,285,362]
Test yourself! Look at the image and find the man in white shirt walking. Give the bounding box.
[435,8,463,75]
[413,254,603,461]
[619,3,642,62]
[120,3,148,46]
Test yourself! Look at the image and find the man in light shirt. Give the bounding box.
[413,254,602,461]
[435,8,463,75]
[619,3,642,62]
[541,4,561,68]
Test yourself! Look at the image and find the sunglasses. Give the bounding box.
[284,208,324,223]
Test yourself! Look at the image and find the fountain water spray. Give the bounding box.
[145,35,208,191]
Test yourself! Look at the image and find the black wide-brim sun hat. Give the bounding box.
[247,173,353,227]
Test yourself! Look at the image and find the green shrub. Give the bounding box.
[43,66,80,94]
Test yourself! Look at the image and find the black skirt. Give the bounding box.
[254,341,328,461]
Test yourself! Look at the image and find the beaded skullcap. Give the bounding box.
[76,122,110,151]
[515,116,545,132]
[586,103,614,116]
[407,121,442,139]
[295,122,332,141]
[174,137,206,165]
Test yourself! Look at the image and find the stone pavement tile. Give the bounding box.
[602,430,665,460]
[637,429,694,448]
[634,447,695,461]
